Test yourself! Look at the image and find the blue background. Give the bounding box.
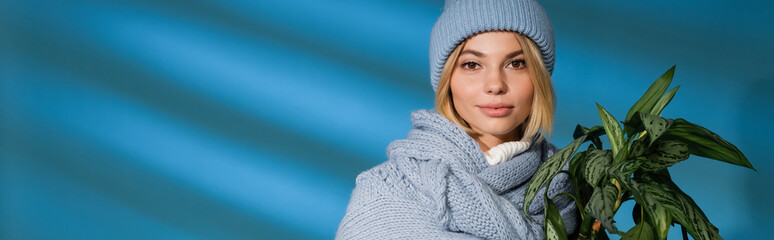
[1,0,772,239]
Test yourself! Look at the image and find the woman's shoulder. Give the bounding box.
[543,140,560,156]
[354,160,400,188]
[352,157,448,202]
[352,160,409,197]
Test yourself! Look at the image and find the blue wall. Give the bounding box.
[1,0,772,239]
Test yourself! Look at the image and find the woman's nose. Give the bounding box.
[484,70,507,95]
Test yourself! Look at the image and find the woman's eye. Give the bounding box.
[509,60,526,69]
[461,62,480,70]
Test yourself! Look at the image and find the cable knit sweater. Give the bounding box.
[336,109,577,239]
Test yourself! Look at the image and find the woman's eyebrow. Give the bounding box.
[460,49,484,57]
[506,50,524,59]
[459,49,524,59]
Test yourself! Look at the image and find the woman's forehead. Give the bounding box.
[462,32,524,56]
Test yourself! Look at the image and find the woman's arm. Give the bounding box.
[336,190,483,239]
[336,168,482,240]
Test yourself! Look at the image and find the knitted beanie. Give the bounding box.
[429,0,555,92]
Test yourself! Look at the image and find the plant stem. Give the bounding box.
[579,214,594,238]
[612,179,623,212]
[637,130,647,141]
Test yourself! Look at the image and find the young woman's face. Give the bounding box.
[450,31,534,140]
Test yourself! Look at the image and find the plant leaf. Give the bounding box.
[569,151,587,182]
[628,191,665,240]
[662,118,754,170]
[629,112,672,146]
[585,184,619,233]
[613,144,630,165]
[650,85,680,116]
[597,104,625,157]
[607,159,675,240]
[638,184,674,240]
[573,125,591,139]
[631,203,642,225]
[672,189,723,240]
[621,221,655,240]
[574,125,604,149]
[609,157,646,177]
[628,170,680,240]
[635,171,685,224]
[628,138,648,158]
[523,136,586,220]
[625,65,675,122]
[569,150,595,208]
[544,197,569,240]
[636,171,723,240]
[574,125,605,139]
[641,140,690,171]
[623,116,645,139]
[582,149,612,187]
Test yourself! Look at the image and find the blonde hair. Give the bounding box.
[435,32,556,143]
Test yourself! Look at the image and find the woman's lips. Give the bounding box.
[477,104,514,117]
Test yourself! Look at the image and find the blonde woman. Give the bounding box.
[337,0,577,239]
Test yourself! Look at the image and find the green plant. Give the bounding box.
[523,66,756,240]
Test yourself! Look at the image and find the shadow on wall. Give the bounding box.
[2,123,308,239]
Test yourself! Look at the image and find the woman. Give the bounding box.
[337,0,577,239]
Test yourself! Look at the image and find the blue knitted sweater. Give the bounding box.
[336,109,577,239]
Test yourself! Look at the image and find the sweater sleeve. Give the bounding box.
[336,163,482,240]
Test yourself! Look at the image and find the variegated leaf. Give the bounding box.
[523,136,586,220]
[641,140,690,171]
[628,138,648,158]
[573,124,590,139]
[613,145,630,165]
[569,150,595,211]
[573,125,605,140]
[574,125,604,149]
[626,171,676,240]
[569,151,587,182]
[649,85,680,116]
[623,114,645,139]
[582,149,612,186]
[585,184,619,233]
[663,118,754,170]
[544,197,568,240]
[625,65,675,122]
[597,104,625,157]
[636,112,672,146]
[636,171,723,240]
[608,157,646,177]
[672,192,723,240]
[621,221,655,240]
[638,184,675,240]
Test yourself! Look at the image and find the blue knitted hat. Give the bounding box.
[429,0,555,92]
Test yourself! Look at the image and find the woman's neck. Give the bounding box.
[470,128,523,152]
